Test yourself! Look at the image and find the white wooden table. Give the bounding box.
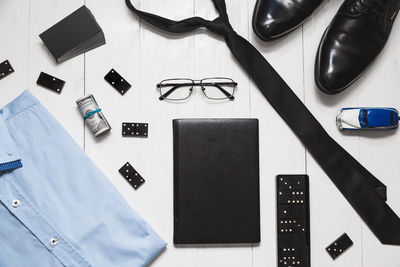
[1,0,400,266]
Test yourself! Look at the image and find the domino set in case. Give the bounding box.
[277,175,310,267]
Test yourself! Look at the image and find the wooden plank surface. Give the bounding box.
[1,0,400,266]
[303,1,364,267]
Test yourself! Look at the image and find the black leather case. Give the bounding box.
[173,118,260,244]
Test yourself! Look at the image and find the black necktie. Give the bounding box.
[125,0,400,245]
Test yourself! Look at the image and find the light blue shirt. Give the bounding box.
[0,91,166,267]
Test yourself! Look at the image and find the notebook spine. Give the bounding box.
[172,120,180,244]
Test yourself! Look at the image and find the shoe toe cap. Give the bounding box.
[315,21,384,94]
[253,0,310,40]
[315,43,355,94]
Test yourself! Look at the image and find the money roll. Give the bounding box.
[76,94,111,137]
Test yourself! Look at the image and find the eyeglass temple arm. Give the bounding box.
[158,84,188,100]
[212,84,235,100]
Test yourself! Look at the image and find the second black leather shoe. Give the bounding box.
[252,0,323,41]
[315,0,400,94]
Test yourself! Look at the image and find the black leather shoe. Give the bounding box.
[315,0,400,94]
[252,0,323,41]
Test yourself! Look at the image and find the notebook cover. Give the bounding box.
[173,119,260,244]
[39,6,104,63]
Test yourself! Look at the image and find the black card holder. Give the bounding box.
[39,6,105,63]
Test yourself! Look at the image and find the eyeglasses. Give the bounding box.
[157,77,237,102]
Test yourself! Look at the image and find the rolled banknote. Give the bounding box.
[76,94,111,137]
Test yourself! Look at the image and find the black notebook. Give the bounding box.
[173,119,260,244]
[39,6,105,63]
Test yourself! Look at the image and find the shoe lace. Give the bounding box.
[348,0,391,25]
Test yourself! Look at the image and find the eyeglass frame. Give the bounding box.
[157,77,238,101]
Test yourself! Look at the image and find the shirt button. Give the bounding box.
[12,200,20,207]
[50,238,59,246]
